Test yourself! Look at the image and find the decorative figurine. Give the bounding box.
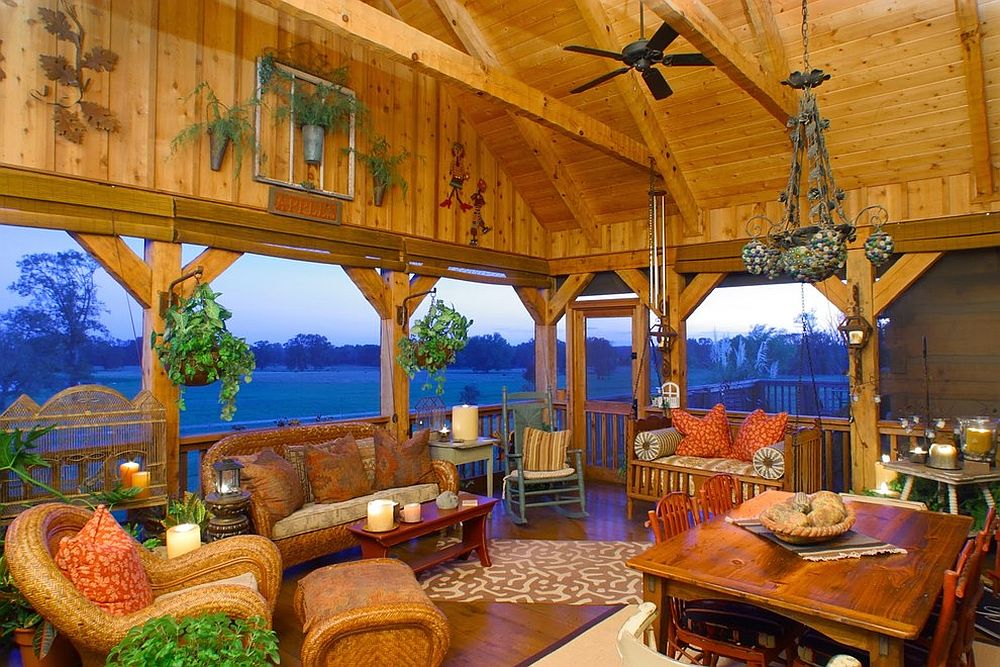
[469,178,491,246]
[439,142,473,211]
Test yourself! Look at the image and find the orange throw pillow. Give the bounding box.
[305,436,373,503]
[373,428,435,489]
[232,448,303,522]
[732,409,788,461]
[671,404,733,457]
[55,505,153,615]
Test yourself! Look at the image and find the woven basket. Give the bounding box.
[759,506,856,545]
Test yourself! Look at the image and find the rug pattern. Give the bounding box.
[418,539,648,605]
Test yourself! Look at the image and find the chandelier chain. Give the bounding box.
[801,0,810,71]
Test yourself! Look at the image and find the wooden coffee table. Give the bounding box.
[348,492,498,574]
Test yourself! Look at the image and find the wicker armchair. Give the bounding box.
[4,503,282,667]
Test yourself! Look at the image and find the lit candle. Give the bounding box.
[367,499,395,531]
[928,443,959,469]
[848,330,864,346]
[873,454,895,487]
[875,482,901,499]
[452,405,479,442]
[965,427,994,455]
[402,502,421,522]
[439,426,451,440]
[165,523,201,558]
[119,461,139,487]
[132,471,150,499]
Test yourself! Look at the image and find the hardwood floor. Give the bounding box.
[274,480,651,666]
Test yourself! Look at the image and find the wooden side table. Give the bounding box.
[883,459,1000,514]
[429,437,499,498]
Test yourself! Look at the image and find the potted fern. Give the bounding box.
[354,134,410,206]
[397,299,472,395]
[170,82,259,174]
[150,283,255,421]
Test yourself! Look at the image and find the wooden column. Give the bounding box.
[566,305,587,448]
[534,324,557,394]
[847,250,880,492]
[142,241,181,495]
[632,305,650,415]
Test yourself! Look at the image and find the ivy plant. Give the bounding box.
[106,614,279,667]
[397,300,472,395]
[150,283,255,421]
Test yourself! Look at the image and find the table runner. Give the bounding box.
[727,517,908,561]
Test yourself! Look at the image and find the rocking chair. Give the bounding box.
[501,387,587,525]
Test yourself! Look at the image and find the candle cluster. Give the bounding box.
[119,461,150,498]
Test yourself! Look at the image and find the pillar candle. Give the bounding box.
[367,499,395,531]
[119,461,139,487]
[402,503,421,522]
[132,471,150,499]
[452,405,479,442]
[165,523,201,558]
[965,427,994,455]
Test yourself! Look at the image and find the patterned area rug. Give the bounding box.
[418,539,648,604]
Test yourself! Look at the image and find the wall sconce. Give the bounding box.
[837,285,872,350]
[649,321,677,350]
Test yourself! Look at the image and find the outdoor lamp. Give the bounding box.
[213,458,243,495]
[837,284,873,350]
[649,321,677,350]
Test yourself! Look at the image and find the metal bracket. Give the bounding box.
[396,288,436,326]
[157,266,204,317]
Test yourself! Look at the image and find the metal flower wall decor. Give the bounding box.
[741,0,893,283]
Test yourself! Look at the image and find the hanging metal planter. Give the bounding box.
[301,124,325,165]
[208,130,230,172]
[372,180,388,207]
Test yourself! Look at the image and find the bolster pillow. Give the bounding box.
[633,428,683,461]
[752,441,786,480]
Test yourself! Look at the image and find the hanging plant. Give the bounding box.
[170,81,259,175]
[351,134,410,206]
[397,299,472,395]
[150,283,255,421]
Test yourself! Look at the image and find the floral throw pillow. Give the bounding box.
[55,505,153,615]
[732,409,788,462]
[305,437,373,503]
[671,404,733,458]
[373,428,435,489]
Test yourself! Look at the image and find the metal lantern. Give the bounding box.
[649,322,678,350]
[837,312,872,350]
[213,458,243,495]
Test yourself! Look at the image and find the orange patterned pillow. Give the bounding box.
[732,409,788,461]
[232,448,304,522]
[671,404,733,457]
[306,437,373,503]
[373,428,435,489]
[55,505,153,615]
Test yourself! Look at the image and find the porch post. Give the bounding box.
[847,250,880,492]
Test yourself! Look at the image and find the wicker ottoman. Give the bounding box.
[294,558,451,667]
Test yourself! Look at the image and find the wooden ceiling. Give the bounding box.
[298,0,996,243]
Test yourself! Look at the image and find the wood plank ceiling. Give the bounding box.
[354,0,991,244]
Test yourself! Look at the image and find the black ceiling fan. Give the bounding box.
[563,11,712,100]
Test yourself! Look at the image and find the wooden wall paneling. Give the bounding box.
[412,75,439,239]
[107,0,156,187]
[435,89,458,245]
[905,177,947,219]
[475,125,500,251]
[196,0,240,202]
[155,0,202,194]
[235,0,278,208]
[393,60,417,236]
[0,0,54,170]
[947,173,976,214]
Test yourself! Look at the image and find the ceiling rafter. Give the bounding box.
[954,0,995,197]
[258,0,652,172]
[642,0,796,125]
[429,0,603,247]
[573,0,701,231]
[739,0,789,85]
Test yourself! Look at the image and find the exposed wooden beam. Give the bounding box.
[406,274,440,315]
[343,267,391,319]
[430,0,602,246]
[259,0,651,170]
[615,268,659,315]
[547,273,595,324]
[740,0,790,86]
[954,0,995,196]
[180,248,243,298]
[70,233,153,309]
[873,253,943,316]
[642,0,796,124]
[514,286,549,325]
[678,271,725,320]
[574,0,702,229]
[811,276,849,315]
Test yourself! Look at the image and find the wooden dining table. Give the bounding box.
[627,490,972,666]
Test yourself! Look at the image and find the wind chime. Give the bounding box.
[646,161,676,384]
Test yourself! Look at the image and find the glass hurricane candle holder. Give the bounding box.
[958,417,997,464]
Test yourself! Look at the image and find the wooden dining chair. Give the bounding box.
[697,473,743,521]
[646,491,697,543]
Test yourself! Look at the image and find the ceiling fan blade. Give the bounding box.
[663,53,713,66]
[646,22,679,52]
[642,67,673,100]
[570,66,632,94]
[564,44,625,61]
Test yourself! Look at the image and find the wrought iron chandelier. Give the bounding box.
[741,0,894,283]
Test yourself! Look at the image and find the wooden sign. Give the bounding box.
[268,187,346,225]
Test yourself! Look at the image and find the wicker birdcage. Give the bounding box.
[413,396,447,439]
[0,384,166,523]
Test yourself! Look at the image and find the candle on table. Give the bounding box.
[367,499,395,531]
[929,443,959,469]
[439,426,451,440]
[132,471,150,499]
[873,454,895,487]
[165,523,201,558]
[402,502,421,522]
[119,461,139,487]
[452,405,479,442]
[965,427,994,456]
[874,482,901,499]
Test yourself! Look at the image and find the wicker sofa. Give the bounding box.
[625,413,822,519]
[202,422,459,568]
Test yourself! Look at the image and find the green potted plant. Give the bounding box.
[353,134,410,206]
[150,283,256,421]
[397,299,472,395]
[0,553,76,667]
[170,82,259,174]
[161,492,212,533]
[105,613,279,666]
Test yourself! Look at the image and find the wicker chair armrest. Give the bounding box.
[142,535,282,610]
[432,460,460,493]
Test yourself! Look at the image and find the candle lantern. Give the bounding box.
[957,417,997,464]
[213,458,243,495]
[927,443,961,470]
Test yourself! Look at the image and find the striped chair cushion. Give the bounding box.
[523,427,573,471]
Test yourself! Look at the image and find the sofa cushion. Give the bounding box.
[271,483,440,540]
[373,428,435,489]
[752,444,786,480]
[672,404,733,457]
[156,571,259,603]
[306,438,373,503]
[232,448,303,523]
[523,427,572,471]
[634,427,683,461]
[732,409,788,462]
[657,455,757,478]
[55,505,153,615]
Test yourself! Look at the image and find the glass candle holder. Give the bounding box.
[958,417,997,464]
